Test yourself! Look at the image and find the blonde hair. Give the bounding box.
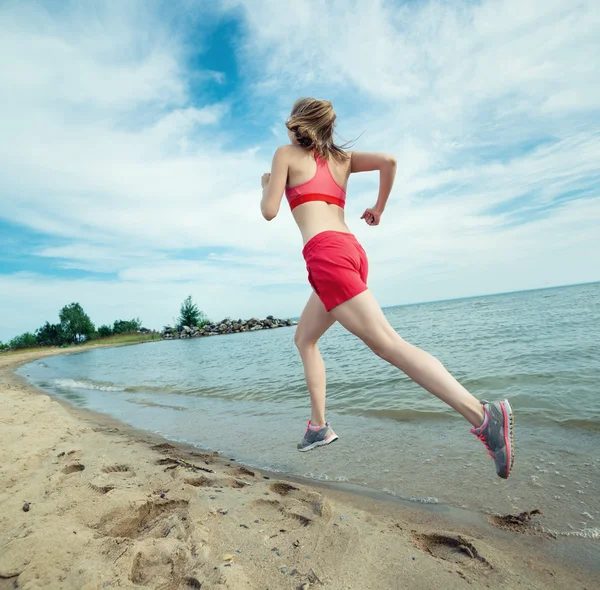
[286,98,351,161]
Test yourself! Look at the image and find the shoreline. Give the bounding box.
[1,347,598,589]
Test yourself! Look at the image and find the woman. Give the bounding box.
[260,98,514,479]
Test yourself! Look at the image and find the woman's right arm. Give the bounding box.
[350,151,397,224]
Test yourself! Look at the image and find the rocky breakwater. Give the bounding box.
[161,316,298,340]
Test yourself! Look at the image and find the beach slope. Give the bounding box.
[0,349,597,589]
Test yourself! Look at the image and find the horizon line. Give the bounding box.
[381,279,600,311]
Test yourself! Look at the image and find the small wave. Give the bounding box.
[124,384,175,394]
[125,399,187,411]
[553,418,600,433]
[542,527,600,540]
[407,497,440,505]
[51,378,124,392]
[342,408,454,422]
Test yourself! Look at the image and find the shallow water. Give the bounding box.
[19,283,600,539]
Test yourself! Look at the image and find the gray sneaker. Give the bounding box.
[297,422,338,452]
[471,400,515,479]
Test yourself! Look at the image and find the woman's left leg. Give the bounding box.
[294,292,336,426]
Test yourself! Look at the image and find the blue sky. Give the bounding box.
[0,0,599,341]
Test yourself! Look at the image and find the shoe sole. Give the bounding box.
[298,433,339,453]
[500,399,515,478]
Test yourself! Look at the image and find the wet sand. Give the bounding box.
[0,347,598,589]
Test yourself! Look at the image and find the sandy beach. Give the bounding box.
[1,347,598,590]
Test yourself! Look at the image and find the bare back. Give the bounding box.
[286,145,353,245]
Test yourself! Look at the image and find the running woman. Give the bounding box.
[260,98,514,478]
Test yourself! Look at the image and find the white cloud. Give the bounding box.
[0,0,599,341]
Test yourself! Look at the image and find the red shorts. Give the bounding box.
[302,230,369,311]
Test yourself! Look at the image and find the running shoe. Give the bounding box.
[471,400,515,479]
[297,421,338,452]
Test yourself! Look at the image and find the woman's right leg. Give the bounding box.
[294,292,336,426]
[329,290,485,428]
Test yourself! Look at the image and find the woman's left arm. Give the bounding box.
[261,147,289,221]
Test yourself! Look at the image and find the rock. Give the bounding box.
[22,502,30,512]
[217,508,229,515]
[161,315,295,340]
[221,553,235,562]
[281,567,287,574]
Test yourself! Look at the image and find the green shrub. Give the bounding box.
[9,332,38,349]
[112,318,142,334]
[97,324,113,337]
[35,322,67,346]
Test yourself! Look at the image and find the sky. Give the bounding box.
[0,0,599,341]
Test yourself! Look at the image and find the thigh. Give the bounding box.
[295,292,336,345]
[329,289,397,346]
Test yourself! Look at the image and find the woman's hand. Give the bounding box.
[261,173,271,190]
[361,207,382,226]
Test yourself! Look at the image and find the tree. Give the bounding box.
[35,322,67,347]
[0,341,9,351]
[59,303,95,344]
[177,295,209,328]
[112,318,142,334]
[97,325,113,338]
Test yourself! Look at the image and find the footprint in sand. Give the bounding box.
[412,532,492,571]
[86,465,136,494]
[232,466,256,478]
[250,483,332,528]
[183,474,250,490]
[98,498,190,539]
[62,462,85,474]
[269,482,298,496]
[101,464,132,473]
[95,497,206,587]
[184,476,213,487]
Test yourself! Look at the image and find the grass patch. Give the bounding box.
[0,333,161,356]
[88,333,162,346]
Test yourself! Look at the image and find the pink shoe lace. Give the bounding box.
[470,406,495,459]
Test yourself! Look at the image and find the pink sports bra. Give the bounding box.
[285,151,346,211]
